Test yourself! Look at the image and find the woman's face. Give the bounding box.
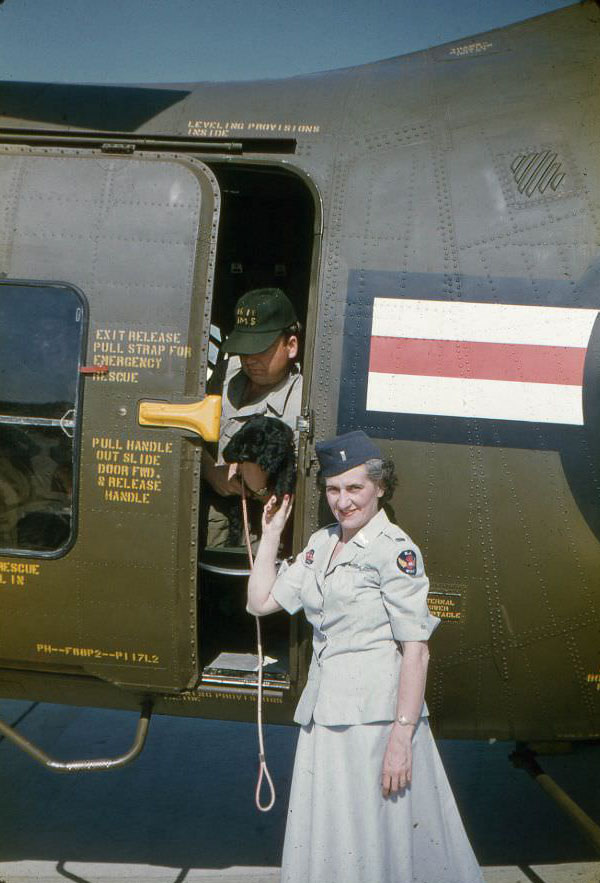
[325,463,383,535]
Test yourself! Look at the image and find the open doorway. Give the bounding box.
[198,161,317,688]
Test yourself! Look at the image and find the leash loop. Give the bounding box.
[241,482,276,812]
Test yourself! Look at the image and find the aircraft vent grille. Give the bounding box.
[510,150,566,198]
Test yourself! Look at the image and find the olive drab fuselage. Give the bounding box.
[0,3,598,744]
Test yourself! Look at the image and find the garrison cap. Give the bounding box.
[315,430,382,478]
[222,288,297,355]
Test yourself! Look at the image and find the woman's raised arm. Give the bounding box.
[247,494,293,615]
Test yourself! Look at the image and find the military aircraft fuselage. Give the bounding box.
[0,2,598,744]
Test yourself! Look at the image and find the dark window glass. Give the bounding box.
[0,283,85,555]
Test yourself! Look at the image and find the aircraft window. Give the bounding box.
[0,282,86,556]
[206,323,222,382]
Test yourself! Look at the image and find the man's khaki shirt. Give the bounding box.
[216,357,303,463]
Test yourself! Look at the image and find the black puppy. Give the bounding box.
[221,416,296,545]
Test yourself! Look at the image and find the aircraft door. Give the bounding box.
[0,147,220,692]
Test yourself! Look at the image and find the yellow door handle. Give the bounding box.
[138,395,221,442]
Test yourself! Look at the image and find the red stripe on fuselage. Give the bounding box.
[368,337,587,386]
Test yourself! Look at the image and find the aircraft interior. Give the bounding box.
[198,162,316,690]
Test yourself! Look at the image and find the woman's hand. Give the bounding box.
[262,494,294,536]
[381,724,413,797]
[247,494,293,616]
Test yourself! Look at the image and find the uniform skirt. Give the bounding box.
[280,718,484,883]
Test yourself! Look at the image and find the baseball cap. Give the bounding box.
[221,288,297,355]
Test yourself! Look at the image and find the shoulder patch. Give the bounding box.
[397,549,417,576]
[304,549,315,565]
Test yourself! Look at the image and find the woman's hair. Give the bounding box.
[364,458,397,503]
[318,456,397,504]
[222,415,297,498]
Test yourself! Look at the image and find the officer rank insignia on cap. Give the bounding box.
[305,549,315,565]
[397,549,417,576]
[315,430,382,478]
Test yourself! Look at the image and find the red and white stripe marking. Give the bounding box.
[367,299,598,425]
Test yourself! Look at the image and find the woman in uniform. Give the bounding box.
[247,430,484,883]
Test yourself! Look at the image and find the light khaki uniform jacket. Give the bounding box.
[273,508,440,726]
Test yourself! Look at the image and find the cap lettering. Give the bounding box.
[235,306,258,327]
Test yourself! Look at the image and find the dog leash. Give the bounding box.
[241,481,276,812]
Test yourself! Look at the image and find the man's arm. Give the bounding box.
[201,449,242,497]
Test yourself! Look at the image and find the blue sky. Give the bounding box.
[0,0,575,84]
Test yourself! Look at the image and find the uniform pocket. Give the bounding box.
[347,562,380,602]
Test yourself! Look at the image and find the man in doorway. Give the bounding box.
[202,287,302,547]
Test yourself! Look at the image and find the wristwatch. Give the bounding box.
[395,714,416,726]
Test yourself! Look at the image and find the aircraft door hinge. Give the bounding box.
[296,410,313,439]
[297,410,315,476]
[101,142,136,155]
